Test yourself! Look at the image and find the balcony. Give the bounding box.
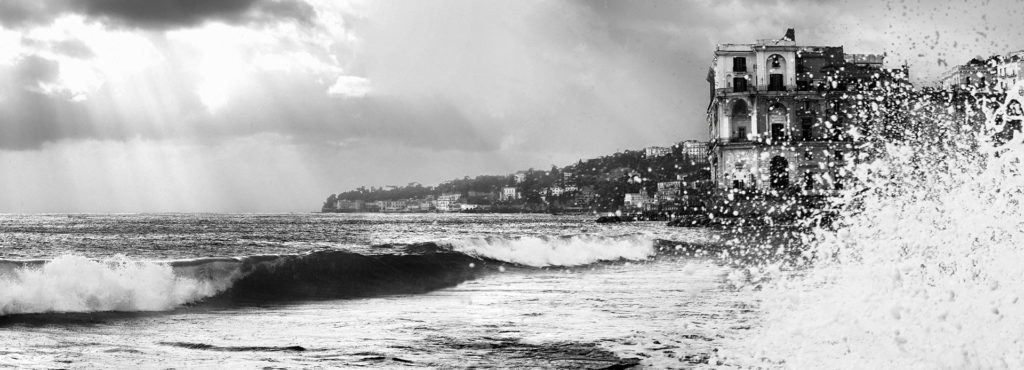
[714,135,852,147]
[715,85,823,97]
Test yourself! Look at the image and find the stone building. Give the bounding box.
[680,140,707,162]
[436,193,463,212]
[998,51,1024,92]
[623,193,651,209]
[705,28,905,193]
[655,181,683,203]
[500,186,519,201]
[644,146,671,157]
[940,57,997,90]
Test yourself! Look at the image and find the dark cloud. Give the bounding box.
[0,0,315,29]
[0,57,91,150]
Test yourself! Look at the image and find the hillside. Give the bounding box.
[321,144,710,213]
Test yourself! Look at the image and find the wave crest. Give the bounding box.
[0,234,664,316]
[449,234,657,267]
[0,255,235,315]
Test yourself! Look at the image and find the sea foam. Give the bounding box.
[450,234,656,267]
[723,85,1024,368]
[0,255,236,315]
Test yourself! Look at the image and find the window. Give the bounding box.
[801,118,813,140]
[733,57,746,72]
[769,74,785,91]
[834,150,844,161]
[736,126,747,140]
[771,55,781,68]
[771,124,785,141]
[733,77,747,92]
[804,172,815,190]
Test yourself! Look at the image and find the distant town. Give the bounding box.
[323,28,1023,217]
[322,140,710,214]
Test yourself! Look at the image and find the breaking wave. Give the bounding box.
[0,255,234,315]
[0,235,663,316]
[450,234,657,267]
[724,86,1024,367]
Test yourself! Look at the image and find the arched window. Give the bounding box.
[731,100,751,140]
[767,55,787,91]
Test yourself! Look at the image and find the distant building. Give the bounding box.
[706,28,906,192]
[940,58,996,90]
[514,171,527,184]
[623,193,652,209]
[500,186,519,201]
[562,171,573,185]
[656,181,683,203]
[644,146,671,158]
[380,200,408,212]
[680,140,707,162]
[548,186,577,197]
[364,201,381,212]
[998,51,1024,91]
[436,193,463,212]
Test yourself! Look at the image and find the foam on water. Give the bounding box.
[449,234,656,267]
[0,255,236,315]
[724,85,1024,367]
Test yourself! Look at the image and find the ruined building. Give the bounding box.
[706,28,908,193]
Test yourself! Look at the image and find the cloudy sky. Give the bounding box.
[0,0,1021,212]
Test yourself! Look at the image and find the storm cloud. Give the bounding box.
[0,0,314,29]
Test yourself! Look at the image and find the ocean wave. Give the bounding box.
[0,255,234,315]
[449,234,657,267]
[0,235,665,316]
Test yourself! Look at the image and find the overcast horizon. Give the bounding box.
[0,0,1021,212]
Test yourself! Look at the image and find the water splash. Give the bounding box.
[0,255,235,315]
[725,84,1024,368]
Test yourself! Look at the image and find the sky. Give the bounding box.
[0,0,1022,212]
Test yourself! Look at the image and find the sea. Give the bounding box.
[0,213,767,369]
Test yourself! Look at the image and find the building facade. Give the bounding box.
[998,51,1024,92]
[500,186,519,201]
[644,146,671,158]
[436,193,463,212]
[655,181,683,203]
[940,58,997,90]
[679,140,707,162]
[706,28,903,193]
[623,192,652,209]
